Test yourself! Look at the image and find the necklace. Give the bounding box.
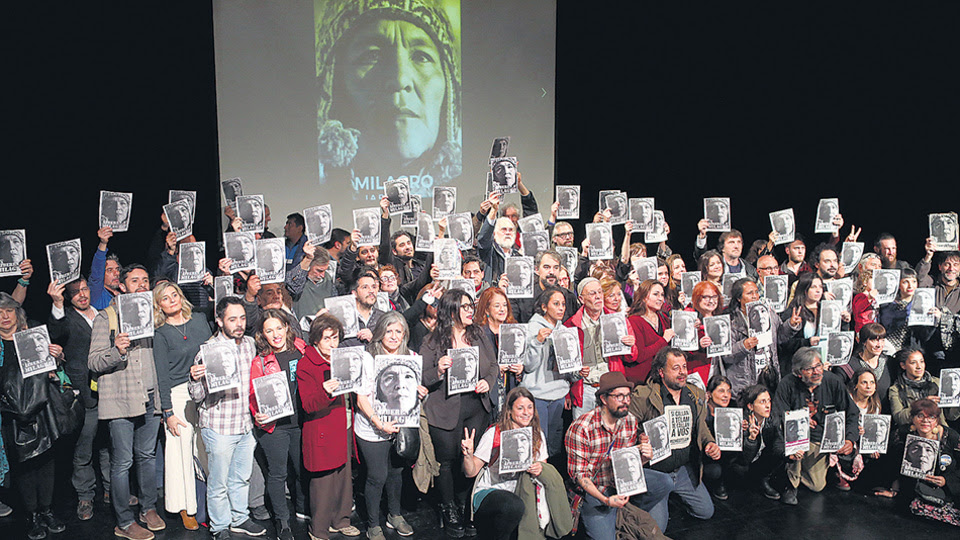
[170,320,189,340]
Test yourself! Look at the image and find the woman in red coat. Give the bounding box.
[296,313,360,539]
[624,280,675,383]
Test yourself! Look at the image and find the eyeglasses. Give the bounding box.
[555,232,574,238]
[701,295,719,302]
[607,393,631,402]
[757,266,779,272]
[916,415,938,423]
[380,275,398,283]
[801,363,824,373]
[460,303,475,312]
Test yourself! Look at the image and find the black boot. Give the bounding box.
[440,502,464,538]
[38,508,65,534]
[27,513,47,540]
[761,477,781,500]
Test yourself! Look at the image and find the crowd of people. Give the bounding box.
[1,178,958,540]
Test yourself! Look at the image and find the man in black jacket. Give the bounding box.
[509,250,579,323]
[377,197,425,287]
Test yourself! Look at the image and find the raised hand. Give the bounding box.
[461,427,476,456]
[789,306,802,327]
[47,279,65,308]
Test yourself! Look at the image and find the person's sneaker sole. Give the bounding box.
[328,525,361,537]
[230,524,266,536]
[385,518,414,537]
[114,526,155,540]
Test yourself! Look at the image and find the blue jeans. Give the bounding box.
[202,428,256,533]
[580,492,617,540]
[573,385,598,420]
[108,396,161,528]
[73,405,111,501]
[535,397,565,457]
[638,466,714,532]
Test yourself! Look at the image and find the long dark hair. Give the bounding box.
[497,387,543,461]
[847,368,881,414]
[786,272,822,324]
[425,289,483,352]
[724,276,756,316]
[254,308,296,355]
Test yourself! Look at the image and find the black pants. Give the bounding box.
[429,394,490,504]
[14,449,56,513]
[356,438,403,528]
[474,490,525,540]
[254,424,306,523]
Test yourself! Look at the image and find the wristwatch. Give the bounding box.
[162,410,175,420]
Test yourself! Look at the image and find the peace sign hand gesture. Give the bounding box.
[461,428,476,456]
[789,306,802,327]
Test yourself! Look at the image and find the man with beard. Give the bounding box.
[478,194,521,284]
[376,197,426,287]
[509,250,579,323]
[340,272,384,349]
[917,250,960,315]
[780,235,813,286]
[695,229,757,279]
[565,372,656,540]
[873,233,913,272]
[90,226,124,309]
[629,348,719,533]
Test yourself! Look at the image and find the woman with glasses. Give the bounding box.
[475,286,523,418]
[421,289,498,536]
[684,281,724,374]
[377,264,409,312]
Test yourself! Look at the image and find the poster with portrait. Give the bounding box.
[236,194,265,234]
[375,291,392,312]
[330,345,365,397]
[498,427,533,475]
[517,214,544,234]
[551,326,582,375]
[304,204,334,245]
[643,415,671,465]
[929,212,959,251]
[611,446,648,497]
[632,257,658,283]
[680,271,701,300]
[769,208,795,246]
[714,407,743,451]
[497,323,527,366]
[629,197,655,233]
[764,274,789,313]
[255,238,286,284]
[860,414,891,454]
[434,238,461,280]
[586,223,613,260]
[220,177,243,211]
[817,299,844,336]
[384,177,412,215]
[840,242,864,270]
[13,326,58,378]
[353,207,381,247]
[900,434,938,479]
[169,190,197,222]
[520,231,550,258]
[401,195,422,228]
[598,190,619,212]
[721,272,743,305]
[415,212,435,252]
[253,371,295,423]
[645,211,668,243]
[746,300,773,348]
[433,186,457,220]
[556,185,580,220]
[665,405,692,450]
[0,229,26,278]
[224,231,257,273]
[201,340,241,394]
[704,197,731,232]
[99,191,133,232]
[908,288,936,326]
[784,409,810,454]
[818,411,845,453]
[324,295,359,338]
[504,256,534,299]
[825,331,855,366]
[46,238,81,285]
[874,269,900,305]
[556,246,579,279]
[214,276,234,307]
[447,346,479,396]
[600,312,631,357]
[687,372,706,393]
[164,200,193,241]
[704,315,732,357]
[447,212,474,250]
[671,311,699,352]
[447,278,475,300]
[177,242,206,284]
[605,192,628,225]
[939,368,960,408]
[373,355,422,428]
[815,198,840,234]
[489,157,519,195]
[117,291,155,340]
[490,136,510,159]
[826,278,853,311]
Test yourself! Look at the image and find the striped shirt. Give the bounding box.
[188,332,256,435]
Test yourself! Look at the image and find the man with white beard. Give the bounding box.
[478,195,521,285]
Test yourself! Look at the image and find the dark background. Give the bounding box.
[5,2,959,318]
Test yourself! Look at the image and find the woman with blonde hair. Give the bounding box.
[851,268,878,333]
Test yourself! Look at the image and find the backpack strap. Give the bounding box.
[489,425,502,465]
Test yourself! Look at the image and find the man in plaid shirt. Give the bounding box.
[565,372,657,539]
[188,297,265,539]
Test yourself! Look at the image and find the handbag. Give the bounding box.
[46,373,84,439]
[394,426,420,461]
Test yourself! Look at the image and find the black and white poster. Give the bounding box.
[819,411,845,453]
[253,371,295,423]
[415,212,435,252]
[671,310,699,352]
[447,278,475,300]
[517,214,544,234]
[164,200,194,241]
[714,407,743,451]
[632,256,658,284]
[498,427,533,475]
[687,372,706,393]
[237,194,265,234]
[764,274,789,313]
[900,434,938,479]
[817,299,844,336]
[373,355,422,428]
[939,368,960,407]
[497,324,527,366]
[46,238,82,285]
[598,190,620,212]
[722,272,744,305]
[304,204,333,245]
[815,198,840,234]
[769,208,795,246]
[929,212,959,251]
[504,256,535,299]
[489,157,519,194]
[704,198,731,232]
[255,238,286,284]
[520,231,550,258]
[840,241,864,270]
[826,278,853,311]
[99,190,133,232]
[874,269,900,305]
[490,136,510,159]
[784,409,810,454]
[214,276,234,306]
[201,340,241,394]
[447,346,479,396]
[324,295,359,339]
[746,300,773,348]
[401,195,422,228]
[13,326,58,378]
[643,415,671,465]
[611,446,648,497]
[353,207,381,247]
[825,331,855,366]
[221,177,243,211]
[384,177,412,215]
[556,246,579,279]
[605,192,628,225]
[665,405,693,450]
[645,211,668,244]
[177,242,206,284]
[680,271,701,300]
[376,291,392,312]
[224,232,257,273]
[433,186,457,219]
[169,190,197,222]
[117,291,154,340]
[600,312,631,357]
[860,414,891,454]
[551,326,582,375]
[447,212,474,250]
[330,346,365,397]
[0,229,26,278]
[556,185,580,220]
[434,239,461,280]
[586,223,614,260]
[704,315,732,357]
[908,288,936,326]
[629,198,655,233]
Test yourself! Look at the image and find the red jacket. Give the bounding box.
[564,306,632,407]
[250,338,307,434]
[624,311,671,384]
[297,345,349,472]
[852,292,876,333]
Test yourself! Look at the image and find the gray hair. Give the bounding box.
[367,311,411,356]
[310,246,332,267]
[792,347,822,376]
[0,292,27,333]
[499,202,520,218]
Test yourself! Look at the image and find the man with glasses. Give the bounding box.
[755,255,780,299]
[772,347,859,505]
[551,221,575,248]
